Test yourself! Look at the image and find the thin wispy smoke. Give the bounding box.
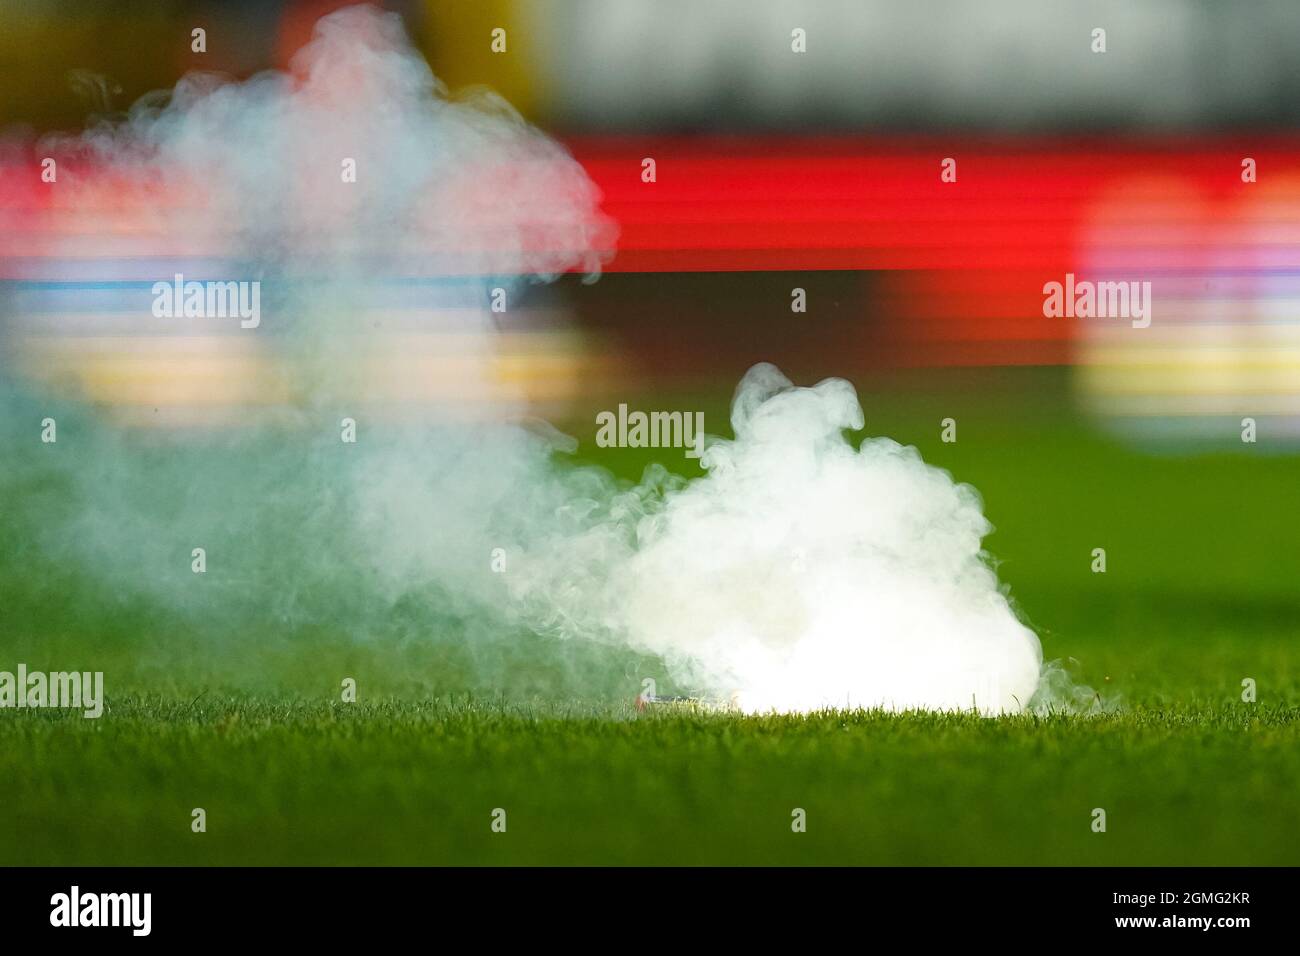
[2,5,1087,714]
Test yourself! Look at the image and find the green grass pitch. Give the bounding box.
[2,367,1297,865]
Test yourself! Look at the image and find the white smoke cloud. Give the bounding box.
[511,364,1045,714]
[6,5,1066,715]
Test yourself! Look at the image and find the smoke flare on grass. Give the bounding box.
[3,5,1057,714]
[510,364,1044,714]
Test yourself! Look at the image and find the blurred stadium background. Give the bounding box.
[2,0,1299,442]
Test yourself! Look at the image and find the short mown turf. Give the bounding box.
[3,697,1298,865]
